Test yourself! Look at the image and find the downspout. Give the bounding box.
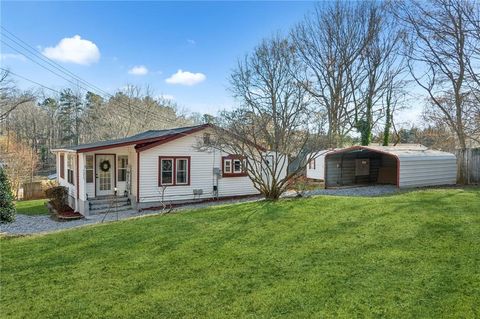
[76,153,79,200]
[76,152,80,213]
[136,151,140,203]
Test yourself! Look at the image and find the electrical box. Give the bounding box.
[355,158,370,176]
[193,189,203,195]
[213,167,221,176]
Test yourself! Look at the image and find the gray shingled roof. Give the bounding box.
[64,124,207,151]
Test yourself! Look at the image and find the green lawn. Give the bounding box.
[1,188,479,318]
[14,199,49,216]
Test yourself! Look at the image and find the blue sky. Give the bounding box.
[1,1,316,115]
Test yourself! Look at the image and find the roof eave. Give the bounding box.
[51,148,77,153]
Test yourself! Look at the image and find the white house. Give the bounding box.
[52,124,286,215]
[305,150,334,180]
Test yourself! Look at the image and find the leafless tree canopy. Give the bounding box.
[0,81,194,176]
[0,70,34,122]
[212,36,322,199]
[292,1,408,147]
[291,1,372,147]
[393,0,480,181]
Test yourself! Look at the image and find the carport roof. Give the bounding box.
[326,144,456,159]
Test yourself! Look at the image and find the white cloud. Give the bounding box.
[0,53,27,62]
[42,35,100,65]
[128,65,149,75]
[187,39,196,45]
[165,69,206,86]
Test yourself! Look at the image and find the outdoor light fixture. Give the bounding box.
[114,187,118,196]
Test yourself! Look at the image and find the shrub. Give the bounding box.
[45,186,68,212]
[0,167,16,223]
[288,175,309,197]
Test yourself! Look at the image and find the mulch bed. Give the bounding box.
[46,202,84,221]
[57,209,84,220]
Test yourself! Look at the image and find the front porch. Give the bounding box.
[80,146,138,215]
[55,144,139,216]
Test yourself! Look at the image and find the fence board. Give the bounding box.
[456,148,480,184]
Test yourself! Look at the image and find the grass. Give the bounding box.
[14,199,49,216]
[1,188,479,318]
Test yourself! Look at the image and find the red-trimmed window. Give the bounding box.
[85,155,94,183]
[222,155,247,177]
[159,157,190,186]
[67,154,74,185]
[308,158,316,169]
[59,153,65,179]
[118,156,128,182]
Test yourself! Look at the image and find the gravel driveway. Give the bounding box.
[0,196,262,236]
[304,185,399,197]
[1,186,398,236]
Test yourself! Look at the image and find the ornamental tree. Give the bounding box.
[0,167,16,223]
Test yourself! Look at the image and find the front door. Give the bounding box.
[96,155,115,196]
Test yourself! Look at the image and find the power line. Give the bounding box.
[1,28,109,95]
[0,67,62,94]
[0,29,193,128]
[3,67,176,127]
[1,32,203,140]
[1,28,183,126]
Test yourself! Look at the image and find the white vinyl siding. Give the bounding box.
[56,151,77,209]
[139,132,258,203]
[306,151,330,180]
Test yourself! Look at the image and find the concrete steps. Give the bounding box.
[88,196,133,215]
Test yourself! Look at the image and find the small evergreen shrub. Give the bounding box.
[45,186,68,212]
[0,167,16,223]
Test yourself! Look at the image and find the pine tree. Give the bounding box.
[0,167,16,223]
[59,89,84,146]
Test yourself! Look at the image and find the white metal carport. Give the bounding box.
[324,145,457,188]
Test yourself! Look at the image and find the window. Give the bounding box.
[263,155,274,168]
[203,133,211,145]
[222,155,246,177]
[233,159,242,173]
[224,159,232,173]
[59,153,65,179]
[118,156,128,182]
[67,154,74,185]
[159,157,190,186]
[308,159,316,170]
[176,158,188,185]
[160,158,174,185]
[85,155,94,183]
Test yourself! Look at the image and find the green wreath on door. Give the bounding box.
[99,160,111,172]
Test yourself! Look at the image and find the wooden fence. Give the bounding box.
[456,148,480,184]
[22,180,55,200]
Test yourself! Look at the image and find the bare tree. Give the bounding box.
[291,1,373,147]
[354,2,407,145]
[0,69,34,123]
[212,36,322,200]
[461,1,480,104]
[394,0,480,182]
[0,134,38,198]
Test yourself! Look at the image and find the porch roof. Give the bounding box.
[51,124,210,153]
